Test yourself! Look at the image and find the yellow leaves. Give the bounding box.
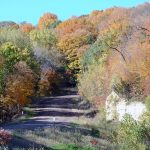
[30,29,57,48]
[58,33,89,52]
[56,17,98,72]
[56,18,97,71]
[0,96,16,106]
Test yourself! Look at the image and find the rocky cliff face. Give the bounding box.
[106,91,146,121]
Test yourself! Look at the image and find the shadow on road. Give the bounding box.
[2,121,96,137]
[31,95,92,110]
[5,136,53,150]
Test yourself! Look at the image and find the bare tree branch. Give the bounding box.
[137,26,150,32]
[105,42,126,62]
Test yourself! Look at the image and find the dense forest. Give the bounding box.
[0,2,150,150]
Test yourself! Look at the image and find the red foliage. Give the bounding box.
[90,139,98,145]
[0,129,12,145]
[20,23,35,33]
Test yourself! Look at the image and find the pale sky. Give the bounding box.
[0,0,149,25]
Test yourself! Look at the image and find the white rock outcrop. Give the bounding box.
[106,91,146,121]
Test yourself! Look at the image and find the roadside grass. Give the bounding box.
[74,115,118,140]
[12,124,111,150]
[8,104,118,149]
[1,144,97,150]
[73,109,120,148]
[53,143,98,150]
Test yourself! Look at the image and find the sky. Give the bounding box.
[0,0,149,25]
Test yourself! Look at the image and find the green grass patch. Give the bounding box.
[53,144,98,150]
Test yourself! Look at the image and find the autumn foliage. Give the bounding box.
[78,3,150,105]
[56,17,97,72]
[20,23,35,33]
[39,69,61,96]
[0,3,150,123]
[5,61,36,106]
[0,42,38,122]
[38,13,58,29]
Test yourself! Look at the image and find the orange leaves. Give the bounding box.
[56,17,97,71]
[56,17,96,38]
[20,23,35,33]
[5,61,36,106]
[38,13,58,29]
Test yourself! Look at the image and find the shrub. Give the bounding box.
[140,96,150,143]
[0,128,12,145]
[116,114,150,150]
[145,96,150,111]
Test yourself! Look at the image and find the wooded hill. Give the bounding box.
[0,2,150,123]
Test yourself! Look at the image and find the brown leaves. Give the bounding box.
[39,69,60,96]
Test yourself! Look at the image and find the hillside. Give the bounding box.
[0,2,150,150]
